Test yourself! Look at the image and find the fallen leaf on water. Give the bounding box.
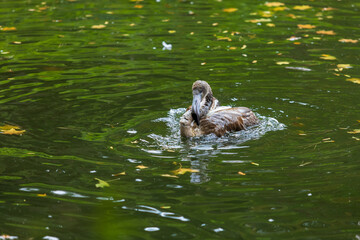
[337,64,352,69]
[168,30,176,34]
[161,174,179,178]
[297,24,316,29]
[161,206,171,209]
[37,193,47,197]
[1,128,26,135]
[217,37,232,41]
[320,54,336,60]
[276,61,290,65]
[201,62,206,65]
[238,171,246,175]
[293,5,312,10]
[251,162,259,166]
[229,46,237,50]
[252,60,257,63]
[266,23,275,27]
[1,27,17,31]
[322,7,336,11]
[172,168,199,175]
[95,178,110,188]
[112,172,126,176]
[134,5,143,8]
[246,18,272,23]
[241,45,247,49]
[287,36,301,41]
[12,41,22,44]
[347,129,360,134]
[352,136,360,141]
[91,24,106,29]
[316,30,336,35]
[0,124,21,130]
[265,2,284,7]
[212,23,218,26]
[357,120,360,123]
[338,38,358,43]
[299,161,312,167]
[223,8,238,13]
[287,13,298,19]
[136,165,148,169]
[273,7,287,11]
[346,78,360,84]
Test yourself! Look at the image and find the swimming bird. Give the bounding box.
[180,80,259,137]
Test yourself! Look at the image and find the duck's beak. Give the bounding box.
[191,92,201,125]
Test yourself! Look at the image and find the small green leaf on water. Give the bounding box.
[95,178,110,188]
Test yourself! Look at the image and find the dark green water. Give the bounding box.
[1,0,360,239]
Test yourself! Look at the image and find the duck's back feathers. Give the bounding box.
[200,107,258,137]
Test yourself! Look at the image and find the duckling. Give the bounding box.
[180,80,258,137]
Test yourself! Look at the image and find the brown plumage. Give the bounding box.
[180,80,259,137]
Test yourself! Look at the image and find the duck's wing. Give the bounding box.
[200,107,258,137]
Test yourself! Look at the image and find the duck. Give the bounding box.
[180,80,259,137]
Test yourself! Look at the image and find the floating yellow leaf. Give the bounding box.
[37,193,47,197]
[347,78,360,84]
[297,24,316,29]
[273,7,287,11]
[287,13,297,19]
[161,174,179,178]
[320,54,336,60]
[212,23,218,26]
[91,24,106,29]
[251,162,259,166]
[0,125,21,130]
[338,38,358,43]
[172,168,199,175]
[241,45,247,49]
[352,136,360,141]
[217,37,232,41]
[168,30,176,34]
[95,178,110,188]
[112,172,126,176]
[316,30,336,35]
[1,128,26,135]
[160,206,171,209]
[12,41,22,44]
[136,165,148,169]
[276,61,290,65]
[223,8,238,13]
[347,129,360,134]
[229,46,237,50]
[1,27,17,31]
[265,2,284,7]
[293,5,312,10]
[246,18,272,23]
[201,62,206,65]
[134,5,143,8]
[266,23,275,27]
[238,171,246,175]
[337,64,352,69]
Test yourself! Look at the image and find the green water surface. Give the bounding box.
[0,0,359,239]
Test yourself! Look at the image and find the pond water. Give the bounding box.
[1,0,359,239]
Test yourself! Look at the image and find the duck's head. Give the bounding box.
[191,80,213,126]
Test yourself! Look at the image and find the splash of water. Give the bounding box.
[148,108,286,151]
